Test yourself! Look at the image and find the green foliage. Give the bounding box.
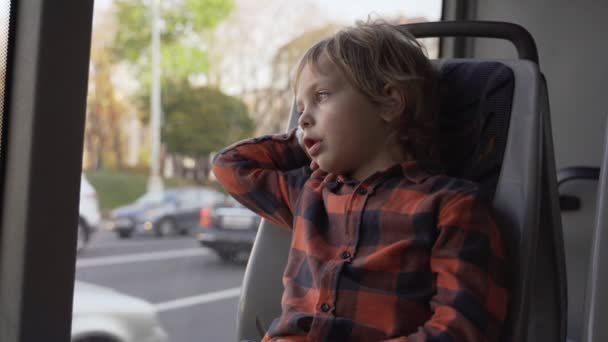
[183,0,233,30]
[112,0,148,63]
[112,0,233,60]
[162,81,254,157]
[86,169,149,212]
[112,0,233,84]
[162,45,209,81]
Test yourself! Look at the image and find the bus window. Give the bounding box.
[75,1,442,341]
[0,1,8,145]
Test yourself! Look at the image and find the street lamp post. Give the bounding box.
[147,0,163,193]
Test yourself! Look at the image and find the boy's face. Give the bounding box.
[295,56,396,180]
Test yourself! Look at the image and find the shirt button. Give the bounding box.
[357,188,367,195]
[341,251,351,259]
[320,303,330,312]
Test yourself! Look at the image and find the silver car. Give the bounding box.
[71,281,168,342]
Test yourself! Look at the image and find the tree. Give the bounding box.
[205,0,328,93]
[246,24,339,134]
[112,0,233,78]
[110,0,234,122]
[161,81,254,179]
[85,8,132,170]
[200,0,332,136]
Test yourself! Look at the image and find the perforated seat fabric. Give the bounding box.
[237,59,565,342]
[438,60,514,200]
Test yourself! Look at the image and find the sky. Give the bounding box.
[0,1,6,17]
[0,0,442,27]
[88,0,442,95]
[311,0,441,22]
[0,1,8,20]
[95,0,442,21]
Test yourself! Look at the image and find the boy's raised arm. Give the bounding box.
[211,128,311,229]
[383,189,508,342]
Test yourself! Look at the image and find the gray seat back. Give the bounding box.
[558,167,600,341]
[237,220,290,339]
[432,58,566,342]
[580,120,608,342]
[526,73,567,342]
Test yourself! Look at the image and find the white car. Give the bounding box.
[71,281,168,342]
[78,173,101,251]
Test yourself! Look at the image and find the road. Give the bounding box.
[75,228,247,342]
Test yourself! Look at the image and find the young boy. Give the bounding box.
[213,20,508,342]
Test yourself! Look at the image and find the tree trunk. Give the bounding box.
[110,110,124,169]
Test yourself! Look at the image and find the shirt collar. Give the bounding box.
[322,159,444,189]
[398,159,445,184]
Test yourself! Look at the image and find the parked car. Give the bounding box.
[71,281,168,342]
[109,187,228,238]
[78,173,101,251]
[197,199,261,263]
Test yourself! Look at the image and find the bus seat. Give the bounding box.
[557,167,600,341]
[236,22,566,342]
[579,119,608,342]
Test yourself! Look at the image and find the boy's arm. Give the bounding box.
[212,128,311,229]
[384,189,509,342]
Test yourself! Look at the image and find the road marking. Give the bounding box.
[155,287,242,312]
[89,238,198,249]
[76,248,210,268]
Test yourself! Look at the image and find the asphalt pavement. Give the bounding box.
[75,228,247,342]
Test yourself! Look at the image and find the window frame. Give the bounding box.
[0,1,461,341]
[0,1,93,341]
[439,0,477,57]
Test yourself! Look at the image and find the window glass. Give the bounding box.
[0,1,11,152]
[75,1,443,341]
[199,190,226,207]
[136,191,165,205]
[174,189,198,208]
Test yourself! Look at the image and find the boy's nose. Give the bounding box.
[298,111,314,129]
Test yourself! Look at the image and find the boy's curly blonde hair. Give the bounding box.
[293,19,439,161]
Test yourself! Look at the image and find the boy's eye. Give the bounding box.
[315,91,329,102]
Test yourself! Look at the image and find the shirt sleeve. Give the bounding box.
[383,188,509,342]
[211,128,311,229]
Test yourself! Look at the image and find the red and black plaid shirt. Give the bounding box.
[213,129,508,342]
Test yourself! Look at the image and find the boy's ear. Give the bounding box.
[379,85,406,123]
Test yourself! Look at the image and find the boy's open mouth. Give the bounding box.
[303,137,322,156]
[303,138,319,149]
